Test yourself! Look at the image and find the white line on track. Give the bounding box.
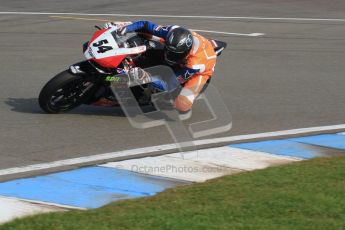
[48,15,265,37]
[0,124,344,177]
[1,11,345,22]
[190,29,264,37]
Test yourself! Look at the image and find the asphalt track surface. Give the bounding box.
[0,0,344,178]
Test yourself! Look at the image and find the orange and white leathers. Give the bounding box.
[174,32,217,112]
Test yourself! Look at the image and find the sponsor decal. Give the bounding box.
[137,46,146,52]
[69,65,83,74]
[184,69,195,79]
[105,75,122,82]
[176,34,193,48]
[154,25,162,31]
[186,34,193,48]
[155,25,170,32]
[88,48,94,58]
[176,37,186,47]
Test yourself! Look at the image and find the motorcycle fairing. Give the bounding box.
[84,28,146,69]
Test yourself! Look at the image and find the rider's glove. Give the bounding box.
[128,67,151,84]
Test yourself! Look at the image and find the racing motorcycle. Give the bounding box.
[38,23,227,113]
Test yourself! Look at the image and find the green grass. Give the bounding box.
[2,156,345,230]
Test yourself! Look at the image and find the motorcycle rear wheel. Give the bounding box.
[39,70,94,113]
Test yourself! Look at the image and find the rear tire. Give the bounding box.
[39,70,94,113]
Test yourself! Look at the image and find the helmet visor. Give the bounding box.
[164,47,187,64]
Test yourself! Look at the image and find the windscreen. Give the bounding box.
[111,32,145,48]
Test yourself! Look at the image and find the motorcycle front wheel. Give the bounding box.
[38,70,95,113]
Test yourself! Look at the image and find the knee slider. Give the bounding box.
[175,95,193,112]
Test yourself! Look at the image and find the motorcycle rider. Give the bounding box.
[106,20,219,113]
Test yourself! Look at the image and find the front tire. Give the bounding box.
[39,70,94,113]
